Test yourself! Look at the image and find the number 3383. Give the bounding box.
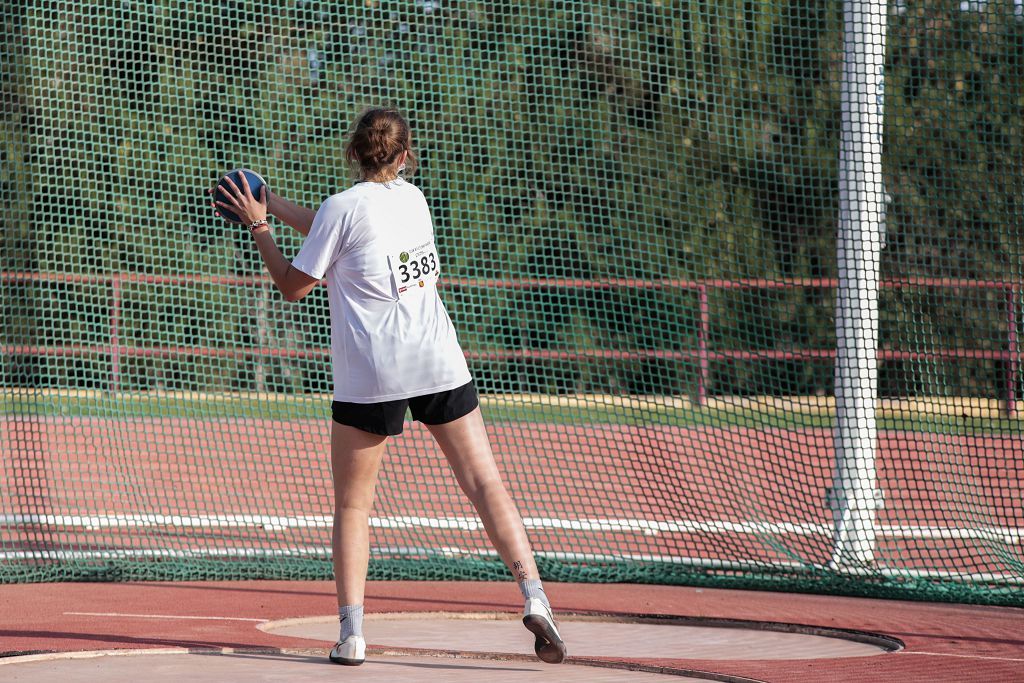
[397,253,438,283]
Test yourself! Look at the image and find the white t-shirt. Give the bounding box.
[291,179,472,402]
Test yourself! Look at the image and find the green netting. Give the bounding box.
[1,1,1021,606]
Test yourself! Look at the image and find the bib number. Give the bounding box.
[389,241,440,296]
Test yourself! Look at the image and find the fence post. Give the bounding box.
[830,0,888,568]
[1008,285,1019,419]
[697,284,709,407]
[109,277,122,393]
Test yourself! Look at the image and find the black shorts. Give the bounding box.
[331,381,479,436]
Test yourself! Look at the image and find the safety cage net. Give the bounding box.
[1,1,1022,605]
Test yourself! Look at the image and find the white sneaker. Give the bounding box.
[329,635,366,665]
[522,598,567,663]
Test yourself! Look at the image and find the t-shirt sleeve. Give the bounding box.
[291,195,350,280]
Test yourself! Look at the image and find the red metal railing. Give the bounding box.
[2,272,1020,416]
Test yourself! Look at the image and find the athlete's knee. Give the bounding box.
[462,476,508,508]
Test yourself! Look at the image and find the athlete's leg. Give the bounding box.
[425,407,539,580]
[427,406,566,663]
[330,422,388,607]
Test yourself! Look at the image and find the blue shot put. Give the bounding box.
[213,169,268,224]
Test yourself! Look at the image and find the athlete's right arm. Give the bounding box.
[267,190,317,236]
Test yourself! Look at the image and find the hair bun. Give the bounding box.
[345,108,417,179]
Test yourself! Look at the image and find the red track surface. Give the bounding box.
[3,416,1023,679]
[4,418,1021,577]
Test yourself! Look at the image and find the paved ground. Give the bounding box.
[262,612,893,660]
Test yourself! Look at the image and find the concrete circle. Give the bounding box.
[0,648,712,682]
[261,612,899,661]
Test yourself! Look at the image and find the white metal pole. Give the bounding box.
[831,0,889,567]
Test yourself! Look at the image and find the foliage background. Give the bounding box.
[1,0,1021,399]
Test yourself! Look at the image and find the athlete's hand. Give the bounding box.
[209,174,268,226]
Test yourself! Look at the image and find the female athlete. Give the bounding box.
[212,107,566,666]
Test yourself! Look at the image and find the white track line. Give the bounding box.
[64,612,265,622]
[902,651,1024,663]
[2,513,1020,543]
[0,547,332,560]
[2,545,1021,584]
[0,649,191,666]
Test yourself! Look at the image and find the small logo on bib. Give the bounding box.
[399,252,410,263]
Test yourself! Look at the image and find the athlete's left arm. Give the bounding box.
[251,228,319,302]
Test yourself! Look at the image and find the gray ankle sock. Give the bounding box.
[339,604,364,641]
[519,579,550,608]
